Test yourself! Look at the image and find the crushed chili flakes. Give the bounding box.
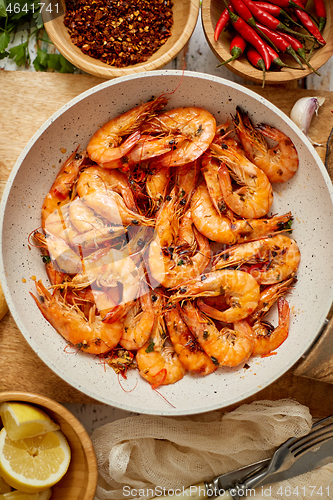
[103,348,136,376]
[64,0,174,68]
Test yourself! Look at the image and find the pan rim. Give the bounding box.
[1,70,333,415]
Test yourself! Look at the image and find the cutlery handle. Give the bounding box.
[149,482,208,500]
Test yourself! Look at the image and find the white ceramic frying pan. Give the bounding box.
[1,71,333,415]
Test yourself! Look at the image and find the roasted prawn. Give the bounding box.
[32,100,301,389]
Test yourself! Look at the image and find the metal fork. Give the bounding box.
[232,414,333,495]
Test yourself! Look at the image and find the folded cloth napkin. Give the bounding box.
[91,399,333,500]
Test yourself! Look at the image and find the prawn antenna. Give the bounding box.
[152,387,176,408]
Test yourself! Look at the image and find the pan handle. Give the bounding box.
[294,314,333,383]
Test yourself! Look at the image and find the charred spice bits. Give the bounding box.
[64,0,174,67]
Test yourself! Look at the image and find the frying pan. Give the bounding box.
[1,71,333,416]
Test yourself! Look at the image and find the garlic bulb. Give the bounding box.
[290,96,325,146]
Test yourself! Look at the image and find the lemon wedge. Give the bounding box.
[0,492,39,500]
[0,476,11,494]
[38,490,52,500]
[0,488,52,500]
[0,428,71,493]
[0,404,59,441]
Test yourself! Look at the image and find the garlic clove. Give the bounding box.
[290,96,325,147]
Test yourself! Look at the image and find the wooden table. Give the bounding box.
[1,10,333,432]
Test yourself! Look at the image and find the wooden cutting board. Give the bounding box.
[1,71,333,415]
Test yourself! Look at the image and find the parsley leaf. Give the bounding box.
[33,48,75,73]
[145,340,155,353]
[32,0,42,28]
[0,31,10,52]
[1,0,75,72]
[0,50,9,59]
[46,52,62,71]
[8,41,28,66]
[0,0,7,18]
[59,53,75,73]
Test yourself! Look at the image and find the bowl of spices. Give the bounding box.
[42,0,200,78]
[202,0,333,85]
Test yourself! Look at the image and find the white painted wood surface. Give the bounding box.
[1,8,333,436]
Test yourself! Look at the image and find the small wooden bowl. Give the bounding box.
[42,0,200,78]
[202,0,333,84]
[0,392,97,500]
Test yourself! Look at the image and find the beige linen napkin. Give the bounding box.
[92,399,333,500]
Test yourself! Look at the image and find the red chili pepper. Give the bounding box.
[253,1,285,15]
[254,22,304,68]
[262,40,296,69]
[230,0,257,28]
[214,5,233,42]
[223,1,271,69]
[314,0,326,32]
[292,0,326,45]
[246,46,266,87]
[277,31,321,75]
[231,0,280,49]
[242,0,312,38]
[253,1,304,28]
[217,33,247,66]
[267,0,309,12]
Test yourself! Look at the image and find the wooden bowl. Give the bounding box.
[42,0,200,78]
[0,392,97,500]
[202,0,333,84]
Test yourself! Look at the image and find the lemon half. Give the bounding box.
[0,404,60,442]
[0,428,71,493]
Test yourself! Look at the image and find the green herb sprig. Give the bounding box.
[0,0,75,72]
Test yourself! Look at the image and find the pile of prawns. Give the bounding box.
[31,94,301,389]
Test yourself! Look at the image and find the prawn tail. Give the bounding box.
[30,280,58,324]
[255,123,280,141]
[269,212,293,233]
[31,280,52,304]
[234,107,267,153]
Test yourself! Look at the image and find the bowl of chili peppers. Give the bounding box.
[202,0,333,86]
[42,0,200,78]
